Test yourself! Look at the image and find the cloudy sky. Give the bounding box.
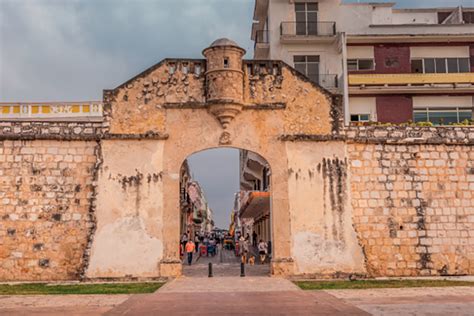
[1,0,471,228]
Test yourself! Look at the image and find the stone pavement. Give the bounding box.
[106,290,368,316]
[329,286,474,316]
[106,276,368,316]
[0,294,130,316]
[1,280,474,315]
[159,276,299,293]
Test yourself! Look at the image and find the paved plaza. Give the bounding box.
[1,276,474,315]
[182,247,270,277]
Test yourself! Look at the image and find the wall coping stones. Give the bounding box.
[280,126,474,145]
[0,121,169,141]
[345,126,474,145]
[1,118,473,145]
[279,134,346,142]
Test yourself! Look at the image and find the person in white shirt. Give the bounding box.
[258,240,268,264]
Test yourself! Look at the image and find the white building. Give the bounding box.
[252,0,474,124]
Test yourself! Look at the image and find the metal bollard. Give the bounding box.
[208,262,213,278]
[240,262,245,277]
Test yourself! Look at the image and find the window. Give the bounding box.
[435,58,446,73]
[294,55,320,83]
[414,107,472,125]
[411,58,470,74]
[350,114,370,122]
[347,59,375,71]
[424,58,435,73]
[223,57,229,68]
[295,2,318,35]
[411,59,423,73]
[458,58,470,72]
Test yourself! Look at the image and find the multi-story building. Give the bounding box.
[252,0,474,124]
[237,150,272,244]
[179,161,214,237]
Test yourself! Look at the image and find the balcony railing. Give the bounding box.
[308,74,339,89]
[280,21,336,37]
[348,73,474,86]
[0,102,103,121]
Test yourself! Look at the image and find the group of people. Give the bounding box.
[180,231,221,265]
[180,230,271,266]
[239,232,271,265]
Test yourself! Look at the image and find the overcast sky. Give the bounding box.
[187,149,239,230]
[1,0,471,228]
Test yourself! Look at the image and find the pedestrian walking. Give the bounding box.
[258,239,268,264]
[185,240,196,265]
[181,233,188,255]
[194,234,200,253]
[243,236,250,263]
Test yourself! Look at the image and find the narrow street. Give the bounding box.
[182,245,270,277]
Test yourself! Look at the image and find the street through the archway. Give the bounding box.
[182,245,270,277]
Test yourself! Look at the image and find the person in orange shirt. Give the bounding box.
[185,240,196,265]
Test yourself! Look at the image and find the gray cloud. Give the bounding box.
[0,0,254,101]
[1,0,470,228]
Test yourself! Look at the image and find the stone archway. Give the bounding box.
[160,120,292,277]
[84,38,366,279]
[178,147,273,276]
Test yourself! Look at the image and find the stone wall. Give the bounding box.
[345,126,474,144]
[0,140,99,280]
[286,141,366,276]
[0,121,105,140]
[86,140,165,279]
[348,126,474,276]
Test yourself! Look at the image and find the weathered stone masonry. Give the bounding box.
[347,126,474,277]
[1,39,474,281]
[0,139,99,280]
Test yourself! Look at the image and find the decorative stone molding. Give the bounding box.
[208,103,243,129]
[219,131,232,145]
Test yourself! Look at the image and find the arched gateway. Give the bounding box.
[2,38,473,281]
[85,38,366,278]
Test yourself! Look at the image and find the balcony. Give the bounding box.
[314,74,340,91]
[239,191,270,219]
[348,73,474,95]
[0,102,103,121]
[254,30,270,59]
[280,21,336,44]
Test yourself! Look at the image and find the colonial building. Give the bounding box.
[180,161,213,237]
[252,0,474,124]
[238,150,271,244]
